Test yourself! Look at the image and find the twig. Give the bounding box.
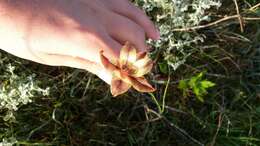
[244,17,260,20]
[233,0,244,32]
[27,119,52,140]
[250,3,260,11]
[173,15,239,31]
[210,113,223,146]
[146,108,204,146]
[165,105,188,114]
[173,15,260,32]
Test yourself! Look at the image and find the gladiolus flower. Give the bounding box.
[100,42,156,97]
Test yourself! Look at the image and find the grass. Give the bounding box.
[1,0,260,146]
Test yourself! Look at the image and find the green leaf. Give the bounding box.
[188,77,197,87]
[193,86,200,97]
[178,80,188,97]
[178,80,187,90]
[193,87,205,102]
[197,96,205,102]
[200,81,215,89]
[158,62,168,74]
[197,72,204,79]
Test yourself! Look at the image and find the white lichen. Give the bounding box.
[0,64,49,122]
[0,137,17,146]
[135,0,221,70]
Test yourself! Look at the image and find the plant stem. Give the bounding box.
[161,76,170,113]
[148,93,162,114]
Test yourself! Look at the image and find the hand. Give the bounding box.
[0,0,159,83]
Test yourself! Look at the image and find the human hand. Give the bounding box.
[0,0,159,83]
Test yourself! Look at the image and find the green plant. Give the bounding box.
[178,72,215,102]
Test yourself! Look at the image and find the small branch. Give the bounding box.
[233,0,244,32]
[165,105,188,114]
[210,113,223,146]
[244,17,260,20]
[146,107,204,146]
[173,15,260,32]
[173,15,239,31]
[250,3,260,11]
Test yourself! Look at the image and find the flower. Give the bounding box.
[100,42,156,97]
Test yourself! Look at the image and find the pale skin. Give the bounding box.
[0,0,159,84]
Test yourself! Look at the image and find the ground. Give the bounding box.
[0,0,260,146]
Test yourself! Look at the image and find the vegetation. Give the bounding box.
[1,0,260,145]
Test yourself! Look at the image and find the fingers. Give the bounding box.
[129,5,160,40]
[30,27,122,64]
[105,12,148,52]
[37,52,112,84]
[102,0,160,40]
[98,32,122,61]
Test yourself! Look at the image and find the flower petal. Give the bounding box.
[118,72,155,93]
[135,77,155,89]
[100,50,118,72]
[111,76,131,97]
[133,53,151,68]
[136,52,147,60]
[128,48,137,64]
[134,60,153,77]
[120,42,137,67]
[131,77,156,92]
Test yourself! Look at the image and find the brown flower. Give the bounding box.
[100,42,156,97]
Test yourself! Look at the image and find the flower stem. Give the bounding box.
[161,75,170,113]
[148,93,162,114]
[148,76,170,114]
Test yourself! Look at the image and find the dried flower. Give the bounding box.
[100,42,156,97]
